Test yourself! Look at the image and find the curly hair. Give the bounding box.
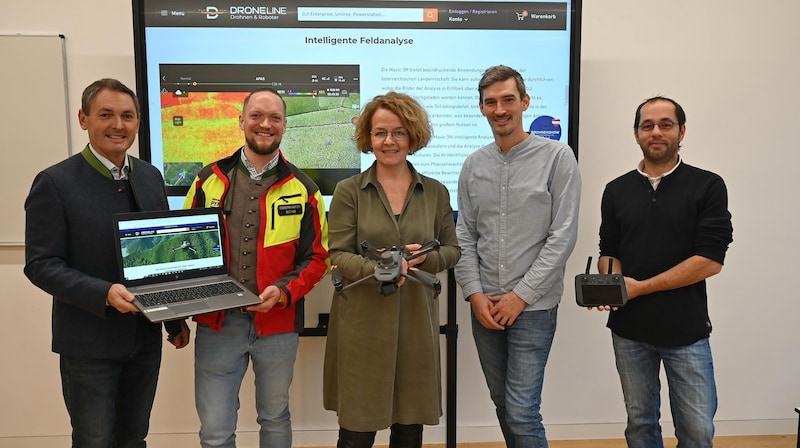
[353,91,432,154]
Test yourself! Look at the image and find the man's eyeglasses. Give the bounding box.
[637,121,679,132]
[371,129,409,141]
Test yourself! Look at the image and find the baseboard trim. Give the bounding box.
[0,419,795,448]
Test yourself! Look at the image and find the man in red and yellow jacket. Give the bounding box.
[183,88,329,448]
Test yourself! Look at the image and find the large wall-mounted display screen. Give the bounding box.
[132,0,582,210]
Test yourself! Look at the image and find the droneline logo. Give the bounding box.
[200,4,287,20]
[205,6,220,19]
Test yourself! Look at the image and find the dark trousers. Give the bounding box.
[60,329,162,448]
[338,423,423,448]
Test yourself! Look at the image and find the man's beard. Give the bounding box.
[246,135,281,156]
[643,141,679,165]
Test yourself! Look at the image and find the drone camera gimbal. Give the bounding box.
[331,240,442,298]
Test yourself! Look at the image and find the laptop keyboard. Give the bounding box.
[136,281,245,307]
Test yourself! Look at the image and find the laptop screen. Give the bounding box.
[113,208,228,286]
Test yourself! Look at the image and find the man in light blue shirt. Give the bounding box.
[454,65,580,448]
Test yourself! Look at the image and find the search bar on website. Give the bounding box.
[297,7,438,23]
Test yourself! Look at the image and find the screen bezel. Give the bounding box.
[132,0,583,207]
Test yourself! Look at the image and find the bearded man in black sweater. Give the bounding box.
[595,96,733,448]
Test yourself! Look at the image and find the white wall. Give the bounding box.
[2,1,799,447]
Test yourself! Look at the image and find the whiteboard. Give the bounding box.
[0,35,71,245]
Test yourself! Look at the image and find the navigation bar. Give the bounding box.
[142,0,568,30]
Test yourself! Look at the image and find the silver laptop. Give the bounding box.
[112,207,262,322]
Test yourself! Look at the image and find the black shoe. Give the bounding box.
[337,427,377,448]
[389,423,423,448]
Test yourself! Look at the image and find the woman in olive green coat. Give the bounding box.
[323,92,461,448]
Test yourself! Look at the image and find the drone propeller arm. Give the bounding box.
[404,239,441,261]
[402,269,442,294]
[331,263,383,299]
[360,240,387,260]
[341,274,376,291]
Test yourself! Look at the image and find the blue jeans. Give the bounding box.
[195,311,299,448]
[612,333,717,448]
[471,307,557,448]
[60,327,162,448]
